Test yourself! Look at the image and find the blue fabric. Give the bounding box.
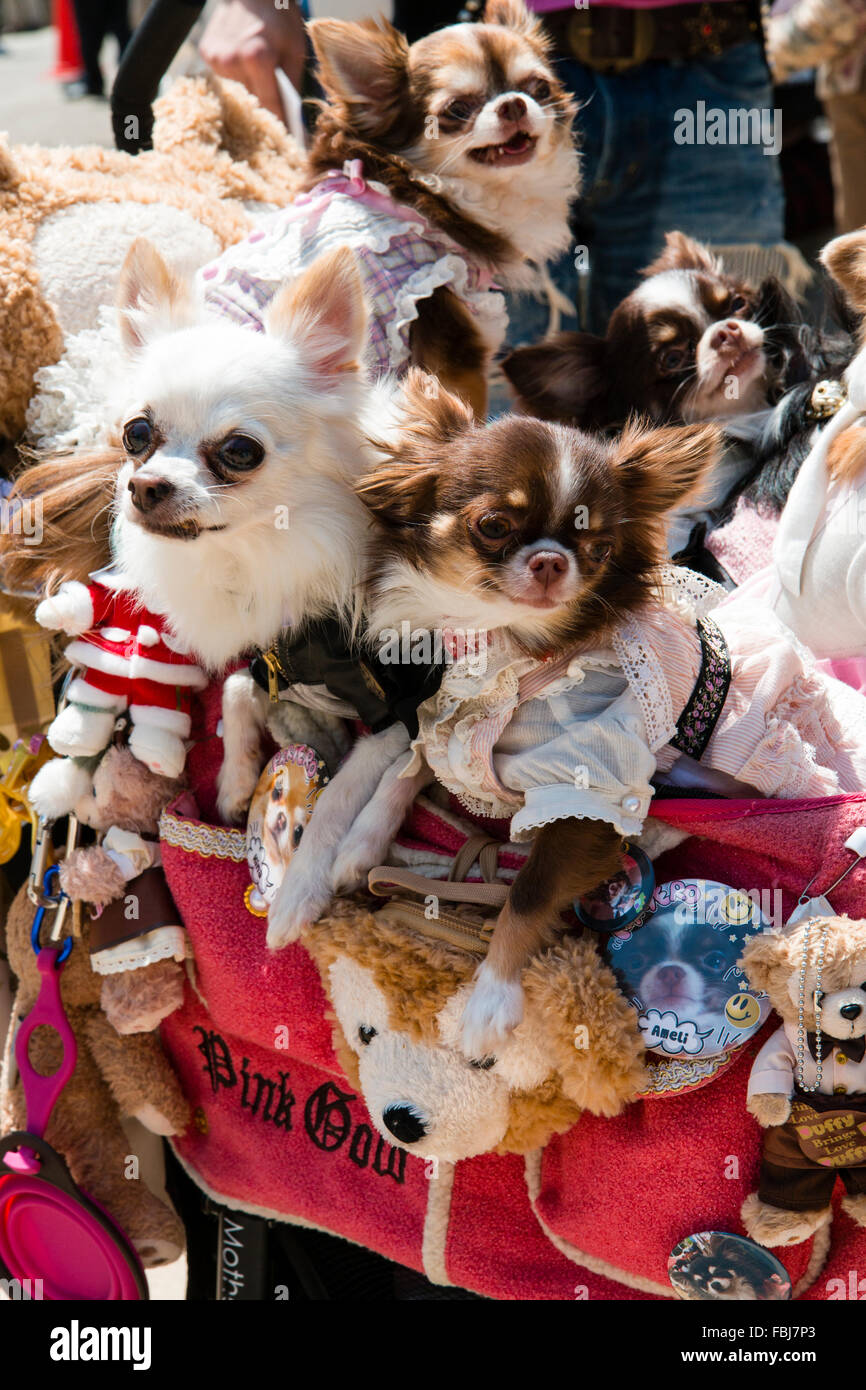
[507,40,786,340]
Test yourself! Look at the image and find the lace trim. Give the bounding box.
[159,810,247,863]
[611,618,676,753]
[656,564,726,622]
[90,927,189,975]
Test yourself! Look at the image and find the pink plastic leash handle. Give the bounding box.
[13,946,77,1143]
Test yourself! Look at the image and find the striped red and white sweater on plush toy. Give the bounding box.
[30,577,207,817]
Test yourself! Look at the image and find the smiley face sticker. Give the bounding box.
[724,993,762,1030]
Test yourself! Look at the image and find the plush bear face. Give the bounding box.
[740,916,866,1033]
[327,955,554,1163]
[73,744,183,834]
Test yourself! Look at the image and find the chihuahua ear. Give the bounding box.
[616,420,722,516]
[641,231,721,279]
[356,370,473,525]
[309,18,410,136]
[117,239,193,352]
[265,246,368,387]
[502,334,608,426]
[484,0,546,40]
[821,230,866,314]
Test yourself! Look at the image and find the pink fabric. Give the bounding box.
[706,498,779,585]
[818,656,866,696]
[158,681,866,1298]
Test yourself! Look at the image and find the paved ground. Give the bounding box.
[0,26,117,146]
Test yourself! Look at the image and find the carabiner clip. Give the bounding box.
[30,866,72,965]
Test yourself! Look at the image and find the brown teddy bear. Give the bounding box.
[60,742,188,1036]
[739,915,866,1247]
[304,902,647,1165]
[1,881,189,1268]
[0,71,304,444]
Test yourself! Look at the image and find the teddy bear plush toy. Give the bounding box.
[1,880,189,1268]
[739,914,866,1248]
[0,71,304,448]
[303,899,648,1164]
[58,741,190,1037]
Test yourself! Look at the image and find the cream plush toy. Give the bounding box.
[0,72,304,448]
[304,903,647,1165]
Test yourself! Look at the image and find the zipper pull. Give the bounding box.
[262,648,281,704]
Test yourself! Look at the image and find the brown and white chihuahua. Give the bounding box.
[270,0,576,415]
[502,232,774,428]
[290,371,720,1057]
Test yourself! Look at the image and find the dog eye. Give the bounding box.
[703,950,727,972]
[292,824,304,848]
[358,1025,377,1045]
[659,346,688,373]
[217,433,265,471]
[470,1055,496,1070]
[474,512,513,541]
[585,541,612,564]
[523,77,551,102]
[730,295,749,314]
[442,96,478,122]
[123,417,153,456]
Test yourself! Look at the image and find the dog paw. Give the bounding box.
[459,963,524,1060]
[331,835,386,895]
[266,868,332,950]
[216,762,258,825]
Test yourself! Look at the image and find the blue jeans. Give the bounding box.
[507,40,786,341]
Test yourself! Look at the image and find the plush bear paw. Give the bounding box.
[747,1092,792,1127]
[101,961,185,1035]
[741,1191,831,1247]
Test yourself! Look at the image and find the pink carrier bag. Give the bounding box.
[157,689,866,1299]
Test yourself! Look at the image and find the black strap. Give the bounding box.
[669,617,731,761]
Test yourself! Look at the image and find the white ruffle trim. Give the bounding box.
[26,306,129,452]
[90,925,188,975]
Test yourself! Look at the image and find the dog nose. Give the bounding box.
[708,320,743,353]
[841,1002,863,1020]
[128,474,175,513]
[382,1104,428,1144]
[657,965,685,990]
[528,551,567,590]
[498,95,526,124]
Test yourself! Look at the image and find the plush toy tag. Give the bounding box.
[790,1101,866,1168]
[606,879,770,1062]
[787,895,834,926]
[245,745,328,916]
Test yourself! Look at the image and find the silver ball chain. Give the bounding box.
[796,916,832,1093]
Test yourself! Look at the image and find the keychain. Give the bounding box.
[0,867,147,1301]
[787,826,866,925]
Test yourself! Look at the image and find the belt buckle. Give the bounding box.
[568,9,655,73]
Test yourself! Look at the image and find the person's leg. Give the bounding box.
[825,90,866,233]
[70,0,108,95]
[107,0,132,58]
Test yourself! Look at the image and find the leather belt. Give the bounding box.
[544,1,763,74]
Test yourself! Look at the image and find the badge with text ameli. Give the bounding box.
[604,879,771,1063]
[668,1231,792,1301]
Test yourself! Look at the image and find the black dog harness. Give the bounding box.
[250,617,443,738]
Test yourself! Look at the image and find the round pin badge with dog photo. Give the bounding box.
[668,1231,791,1301]
[605,879,771,1092]
[245,745,328,917]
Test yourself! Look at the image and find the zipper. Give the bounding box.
[261,647,281,704]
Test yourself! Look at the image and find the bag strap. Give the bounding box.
[448,834,500,884]
[368,862,507,910]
